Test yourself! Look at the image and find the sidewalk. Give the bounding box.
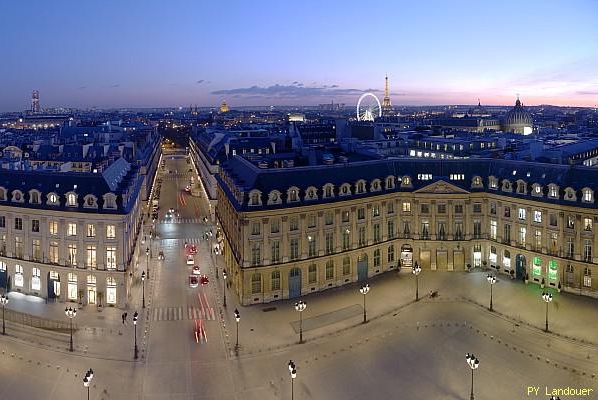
[216,264,598,357]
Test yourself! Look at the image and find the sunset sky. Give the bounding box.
[1,0,597,111]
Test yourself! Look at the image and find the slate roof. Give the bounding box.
[218,156,598,212]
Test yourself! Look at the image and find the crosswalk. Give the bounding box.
[152,306,215,321]
[159,237,208,245]
[157,218,205,224]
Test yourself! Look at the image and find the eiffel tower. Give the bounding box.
[381,75,394,115]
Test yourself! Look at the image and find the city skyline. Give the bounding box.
[1,0,598,112]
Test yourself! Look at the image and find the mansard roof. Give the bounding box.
[218,155,598,211]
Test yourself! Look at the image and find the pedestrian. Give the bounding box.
[122,313,126,324]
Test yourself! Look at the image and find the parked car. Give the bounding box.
[189,275,198,288]
[158,251,165,260]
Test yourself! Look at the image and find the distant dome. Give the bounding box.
[503,97,532,134]
[469,99,490,117]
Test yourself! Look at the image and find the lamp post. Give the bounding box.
[542,292,553,332]
[83,368,93,400]
[486,274,497,311]
[133,311,139,359]
[294,300,307,343]
[234,308,240,350]
[65,306,77,352]
[0,294,8,335]
[412,262,421,301]
[359,283,370,323]
[145,248,150,279]
[141,271,146,309]
[288,360,297,400]
[466,353,479,400]
[222,269,227,307]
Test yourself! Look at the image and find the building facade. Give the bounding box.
[216,155,598,305]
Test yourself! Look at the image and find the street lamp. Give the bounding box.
[359,283,370,323]
[145,248,150,279]
[234,308,240,350]
[141,271,146,309]
[466,353,479,400]
[486,274,497,311]
[222,269,227,307]
[412,262,422,301]
[542,292,553,332]
[288,360,297,400]
[83,368,93,400]
[65,306,77,352]
[0,294,8,335]
[294,300,307,343]
[133,311,139,359]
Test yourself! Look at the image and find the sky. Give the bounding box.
[1,0,598,112]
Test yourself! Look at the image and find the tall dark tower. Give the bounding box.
[31,90,40,113]
[381,75,394,115]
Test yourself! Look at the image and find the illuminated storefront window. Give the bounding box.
[31,267,41,291]
[548,260,558,281]
[533,256,542,277]
[68,273,78,300]
[14,264,24,287]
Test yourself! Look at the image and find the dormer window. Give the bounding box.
[488,176,498,190]
[502,180,512,192]
[48,193,59,205]
[249,191,260,206]
[323,184,334,199]
[385,176,395,190]
[582,188,593,203]
[339,184,351,196]
[66,192,77,207]
[565,188,576,201]
[305,187,317,200]
[29,190,41,204]
[287,187,300,203]
[401,176,411,186]
[12,190,23,203]
[267,190,282,205]
[0,188,5,201]
[472,176,482,187]
[84,195,97,208]
[103,193,117,209]
[549,184,559,198]
[517,181,526,194]
[356,180,366,194]
[371,179,381,192]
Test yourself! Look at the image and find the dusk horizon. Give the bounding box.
[1,0,597,112]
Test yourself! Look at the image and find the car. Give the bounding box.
[186,255,194,265]
[184,185,191,192]
[186,244,197,254]
[192,265,201,275]
[158,251,165,260]
[189,275,198,288]
[169,208,175,213]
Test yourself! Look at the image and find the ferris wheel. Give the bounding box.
[356,92,382,121]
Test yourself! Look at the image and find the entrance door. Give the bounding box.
[47,272,60,299]
[453,251,465,270]
[87,287,96,304]
[436,250,448,270]
[357,253,368,281]
[0,263,7,289]
[516,255,526,280]
[288,268,302,299]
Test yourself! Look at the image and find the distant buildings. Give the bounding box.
[0,118,161,306]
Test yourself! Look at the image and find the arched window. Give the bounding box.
[271,270,280,291]
[325,260,334,280]
[342,256,351,275]
[66,192,77,206]
[251,273,262,294]
[308,264,317,284]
